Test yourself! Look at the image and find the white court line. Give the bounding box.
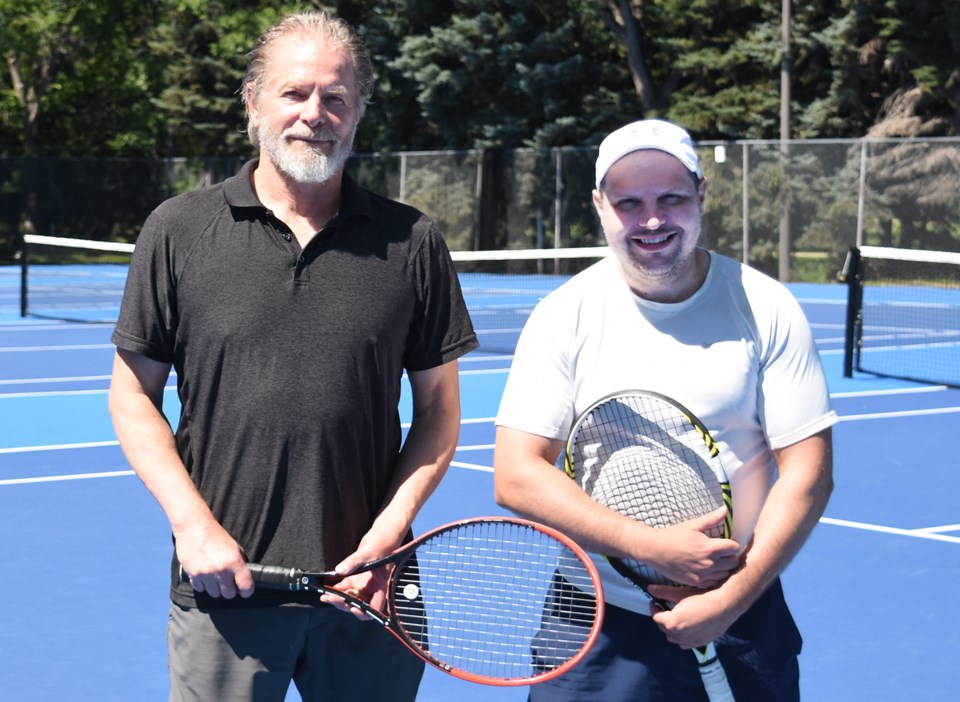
[0,440,119,455]
[0,323,115,332]
[914,524,960,534]
[450,460,493,473]
[0,343,114,353]
[460,354,513,363]
[820,517,960,544]
[836,406,960,421]
[461,416,495,425]
[832,385,949,398]
[1,388,112,398]
[0,385,176,399]
[794,298,846,305]
[0,470,134,486]
[0,374,112,386]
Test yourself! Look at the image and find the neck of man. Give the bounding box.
[252,158,343,248]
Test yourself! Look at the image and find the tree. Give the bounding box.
[0,0,161,156]
[1,0,84,155]
[379,0,634,150]
[146,1,303,158]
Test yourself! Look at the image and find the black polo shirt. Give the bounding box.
[113,160,478,608]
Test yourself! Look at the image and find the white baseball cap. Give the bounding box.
[595,119,702,188]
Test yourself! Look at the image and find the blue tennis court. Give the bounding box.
[1,261,958,701]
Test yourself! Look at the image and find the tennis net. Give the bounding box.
[452,246,608,353]
[841,245,960,387]
[20,234,134,323]
[20,234,608,353]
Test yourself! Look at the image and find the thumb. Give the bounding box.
[687,506,728,534]
[333,552,368,577]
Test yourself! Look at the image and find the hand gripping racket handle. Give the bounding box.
[696,642,736,701]
[246,563,310,590]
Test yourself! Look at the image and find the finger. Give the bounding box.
[695,507,729,531]
[333,554,365,577]
[200,576,221,598]
[321,593,371,620]
[647,584,689,604]
[234,565,255,598]
[216,576,238,600]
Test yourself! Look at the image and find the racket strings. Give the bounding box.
[569,394,728,585]
[389,521,600,681]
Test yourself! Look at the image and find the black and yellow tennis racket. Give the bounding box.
[237,517,604,686]
[564,390,735,702]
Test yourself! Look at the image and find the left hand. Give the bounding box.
[647,584,736,649]
[321,564,391,620]
[320,533,401,620]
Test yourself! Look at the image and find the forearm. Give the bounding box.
[719,431,834,619]
[108,350,220,542]
[367,408,457,547]
[355,363,463,557]
[109,367,249,596]
[109,387,215,535]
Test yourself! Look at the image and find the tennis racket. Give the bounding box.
[564,390,735,702]
[234,517,603,686]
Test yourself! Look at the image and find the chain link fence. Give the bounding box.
[3,138,959,282]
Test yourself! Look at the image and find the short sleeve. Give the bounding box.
[404,226,479,371]
[111,211,178,363]
[756,291,837,449]
[495,293,576,441]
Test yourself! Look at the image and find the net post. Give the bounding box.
[837,247,862,378]
[19,236,29,318]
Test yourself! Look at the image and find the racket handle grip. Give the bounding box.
[699,657,736,702]
[247,563,304,590]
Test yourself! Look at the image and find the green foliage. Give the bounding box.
[2,0,959,157]
[379,0,635,149]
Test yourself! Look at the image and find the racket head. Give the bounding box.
[385,517,604,685]
[564,390,732,589]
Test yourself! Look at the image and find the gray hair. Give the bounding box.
[242,10,374,146]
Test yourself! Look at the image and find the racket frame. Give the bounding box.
[245,516,604,686]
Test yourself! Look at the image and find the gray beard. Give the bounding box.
[259,124,356,185]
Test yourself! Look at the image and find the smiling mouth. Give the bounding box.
[292,136,332,146]
[633,231,675,246]
[286,131,337,146]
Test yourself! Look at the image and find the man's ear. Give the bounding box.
[245,85,259,126]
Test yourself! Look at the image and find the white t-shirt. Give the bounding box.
[496,252,837,614]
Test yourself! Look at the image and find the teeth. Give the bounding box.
[640,234,670,244]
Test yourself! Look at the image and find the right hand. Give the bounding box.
[175,519,254,599]
[641,507,740,588]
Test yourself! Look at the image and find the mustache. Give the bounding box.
[283,127,341,143]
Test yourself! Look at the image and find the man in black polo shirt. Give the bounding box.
[108,10,478,702]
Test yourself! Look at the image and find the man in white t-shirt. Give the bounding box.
[493,119,835,701]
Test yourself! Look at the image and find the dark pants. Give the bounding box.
[168,603,424,702]
[529,579,801,702]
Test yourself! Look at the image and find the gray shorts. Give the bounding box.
[167,604,424,702]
